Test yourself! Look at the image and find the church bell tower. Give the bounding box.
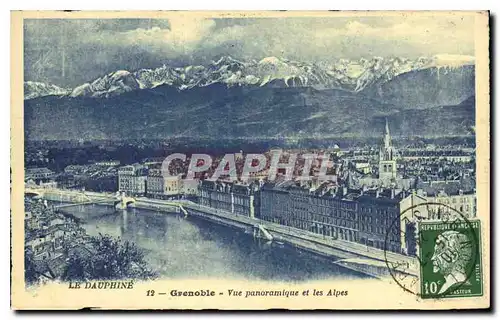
[379,118,397,181]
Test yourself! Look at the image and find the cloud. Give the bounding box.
[192,15,475,62]
[24,15,475,87]
[306,16,474,59]
[121,17,216,49]
[209,16,474,60]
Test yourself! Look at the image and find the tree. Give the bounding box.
[63,234,156,281]
[63,252,89,281]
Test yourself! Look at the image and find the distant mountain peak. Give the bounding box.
[213,55,245,66]
[110,70,132,78]
[24,81,71,100]
[24,55,475,99]
[258,56,285,65]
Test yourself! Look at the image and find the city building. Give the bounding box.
[55,173,79,189]
[24,202,66,260]
[147,168,195,198]
[62,163,119,192]
[199,180,232,212]
[232,183,257,217]
[352,161,372,175]
[24,198,90,280]
[164,175,182,196]
[94,160,121,166]
[199,180,258,217]
[146,168,164,196]
[357,188,429,255]
[118,164,147,195]
[64,165,86,175]
[423,189,476,218]
[259,182,358,242]
[38,180,58,189]
[415,180,477,218]
[142,157,165,166]
[259,180,431,255]
[181,179,200,196]
[25,178,58,189]
[25,167,55,181]
[257,182,291,225]
[399,149,474,163]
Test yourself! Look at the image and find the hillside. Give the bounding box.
[364,65,474,109]
[24,84,474,141]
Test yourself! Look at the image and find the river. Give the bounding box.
[57,203,369,282]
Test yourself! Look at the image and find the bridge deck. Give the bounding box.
[54,199,116,209]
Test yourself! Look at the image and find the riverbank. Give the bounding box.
[30,187,419,279]
[180,202,418,279]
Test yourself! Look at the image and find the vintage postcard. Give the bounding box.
[10,11,490,310]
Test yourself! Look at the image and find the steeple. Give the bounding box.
[378,118,397,182]
[384,118,392,150]
[380,118,393,161]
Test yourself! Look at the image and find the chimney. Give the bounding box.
[322,187,328,197]
[391,188,395,199]
[333,186,339,195]
[362,185,369,194]
[342,186,348,196]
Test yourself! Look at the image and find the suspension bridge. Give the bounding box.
[25,187,137,210]
[25,187,190,214]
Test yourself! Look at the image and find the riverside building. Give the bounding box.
[118,164,147,195]
[258,180,429,256]
[198,180,259,218]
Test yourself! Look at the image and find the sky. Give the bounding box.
[23,14,476,87]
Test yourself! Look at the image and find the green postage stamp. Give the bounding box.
[419,220,483,299]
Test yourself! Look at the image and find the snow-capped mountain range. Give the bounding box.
[24,81,71,100]
[24,54,474,100]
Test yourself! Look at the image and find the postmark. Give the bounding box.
[384,202,482,299]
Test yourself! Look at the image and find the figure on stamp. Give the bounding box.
[431,231,473,294]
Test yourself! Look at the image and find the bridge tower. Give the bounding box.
[115,192,136,210]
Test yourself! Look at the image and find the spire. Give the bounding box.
[384,117,391,149]
[378,118,397,180]
[380,118,394,162]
